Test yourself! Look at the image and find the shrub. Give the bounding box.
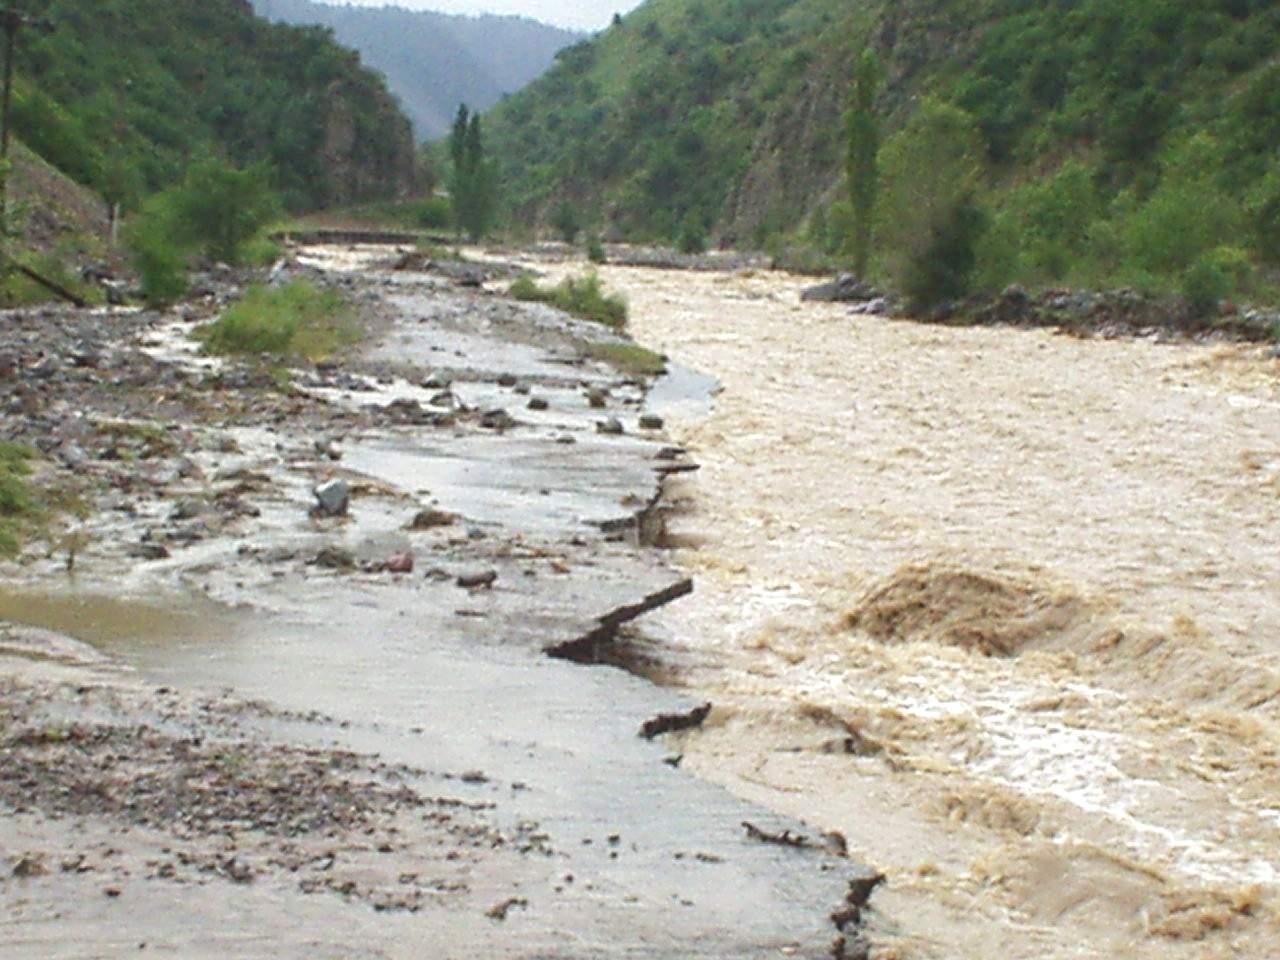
[677,216,708,255]
[585,235,607,264]
[900,194,988,309]
[0,442,36,556]
[1183,255,1231,317]
[509,272,627,329]
[198,281,358,361]
[123,198,188,306]
[879,99,987,307]
[167,158,281,265]
[551,200,581,243]
[413,196,452,229]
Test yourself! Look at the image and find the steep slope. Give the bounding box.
[252,0,583,138]
[486,0,1280,290]
[14,0,416,211]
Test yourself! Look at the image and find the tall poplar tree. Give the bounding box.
[846,50,882,278]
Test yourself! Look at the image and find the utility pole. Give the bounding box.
[0,5,53,215]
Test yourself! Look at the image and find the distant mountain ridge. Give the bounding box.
[251,0,584,139]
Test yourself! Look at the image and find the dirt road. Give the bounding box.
[569,261,1280,959]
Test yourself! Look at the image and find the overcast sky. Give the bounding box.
[319,0,645,31]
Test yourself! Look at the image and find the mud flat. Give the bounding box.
[538,256,1280,960]
[0,247,877,958]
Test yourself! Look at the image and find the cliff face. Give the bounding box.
[319,83,416,207]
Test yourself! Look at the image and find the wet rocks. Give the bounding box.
[311,545,356,570]
[801,274,879,303]
[638,414,664,431]
[312,479,350,517]
[384,552,414,574]
[586,387,609,409]
[456,569,498,590]
[527,396,549,411]
[596,417,624,436]
[479,408,515,431]
[407,508,456,530]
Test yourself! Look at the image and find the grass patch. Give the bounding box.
[584,341,667,376]
[509,272,628,330]
[0,442,39,556]
[197,281,359,362]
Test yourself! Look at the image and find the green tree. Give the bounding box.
[845,49,881,278]
[879,98,987,308]
[449,106,497,240]
[167,158,281,264]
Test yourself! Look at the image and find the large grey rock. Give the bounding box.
[800,273,879,303]
[313,478,350,516]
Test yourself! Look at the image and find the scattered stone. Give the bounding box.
[384,552,414,574]
[479,408,515,431]
[314,438,343,461]
[407,508,456,530]
[128,542,171,561]
[555,434,576,445]
[497,373,517,387]
[586,387,608,409]
[312,546,356,570]
[456,569,498,590]
[596,418,624,436]
[313,479,350,517]
[485,896,527,921]
[421,371,450,390]
[527,396,549,411]
[12,855,48,878]
[427,389,455,409]
[638,414,664,431]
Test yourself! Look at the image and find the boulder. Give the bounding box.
[313,478,349,517]
[800,273,878,303]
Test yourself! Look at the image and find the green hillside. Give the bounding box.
[13,0,416,212]
[487,0,1280,299]
[252,0,582,139]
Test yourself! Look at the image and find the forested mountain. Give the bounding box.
[14,0,416,211]
[487,0,1280,298]
[251,0,583,139]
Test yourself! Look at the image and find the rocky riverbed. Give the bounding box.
[0,245,880,958]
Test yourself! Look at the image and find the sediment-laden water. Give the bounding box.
[526,258,1280,959]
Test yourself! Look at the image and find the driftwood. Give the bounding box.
[547,578,693,660]
[9,260,87,307]
[639,702,711,740]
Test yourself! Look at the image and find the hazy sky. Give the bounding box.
[319,0,645,31]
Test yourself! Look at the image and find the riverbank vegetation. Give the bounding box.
[509,272,628,329]
[198,281,359,362]
[487,0,1280,310]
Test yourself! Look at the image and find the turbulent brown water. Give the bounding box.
[527,258,1280,959]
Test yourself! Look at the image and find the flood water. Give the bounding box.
[561,260,1280,959]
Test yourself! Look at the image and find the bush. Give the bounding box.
[677,216,708,254]
[123,199,189,306]
[900,194,988,309]
[125,157,282,304]
[167,158,281,265]
[0,442,36,556]
[878,99,987,307]
[551,200,581,243]
[412,196,451,229]
[585,235,607,263]
[1183,256,1231,317]
[198,281,358,361]
[509,272,627,329]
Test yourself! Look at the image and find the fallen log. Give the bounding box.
[546,577,693,661]
[639,702,711,740]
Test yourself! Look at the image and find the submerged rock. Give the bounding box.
[800,273,879,303]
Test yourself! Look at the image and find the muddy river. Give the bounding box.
[524,259,1280,959]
